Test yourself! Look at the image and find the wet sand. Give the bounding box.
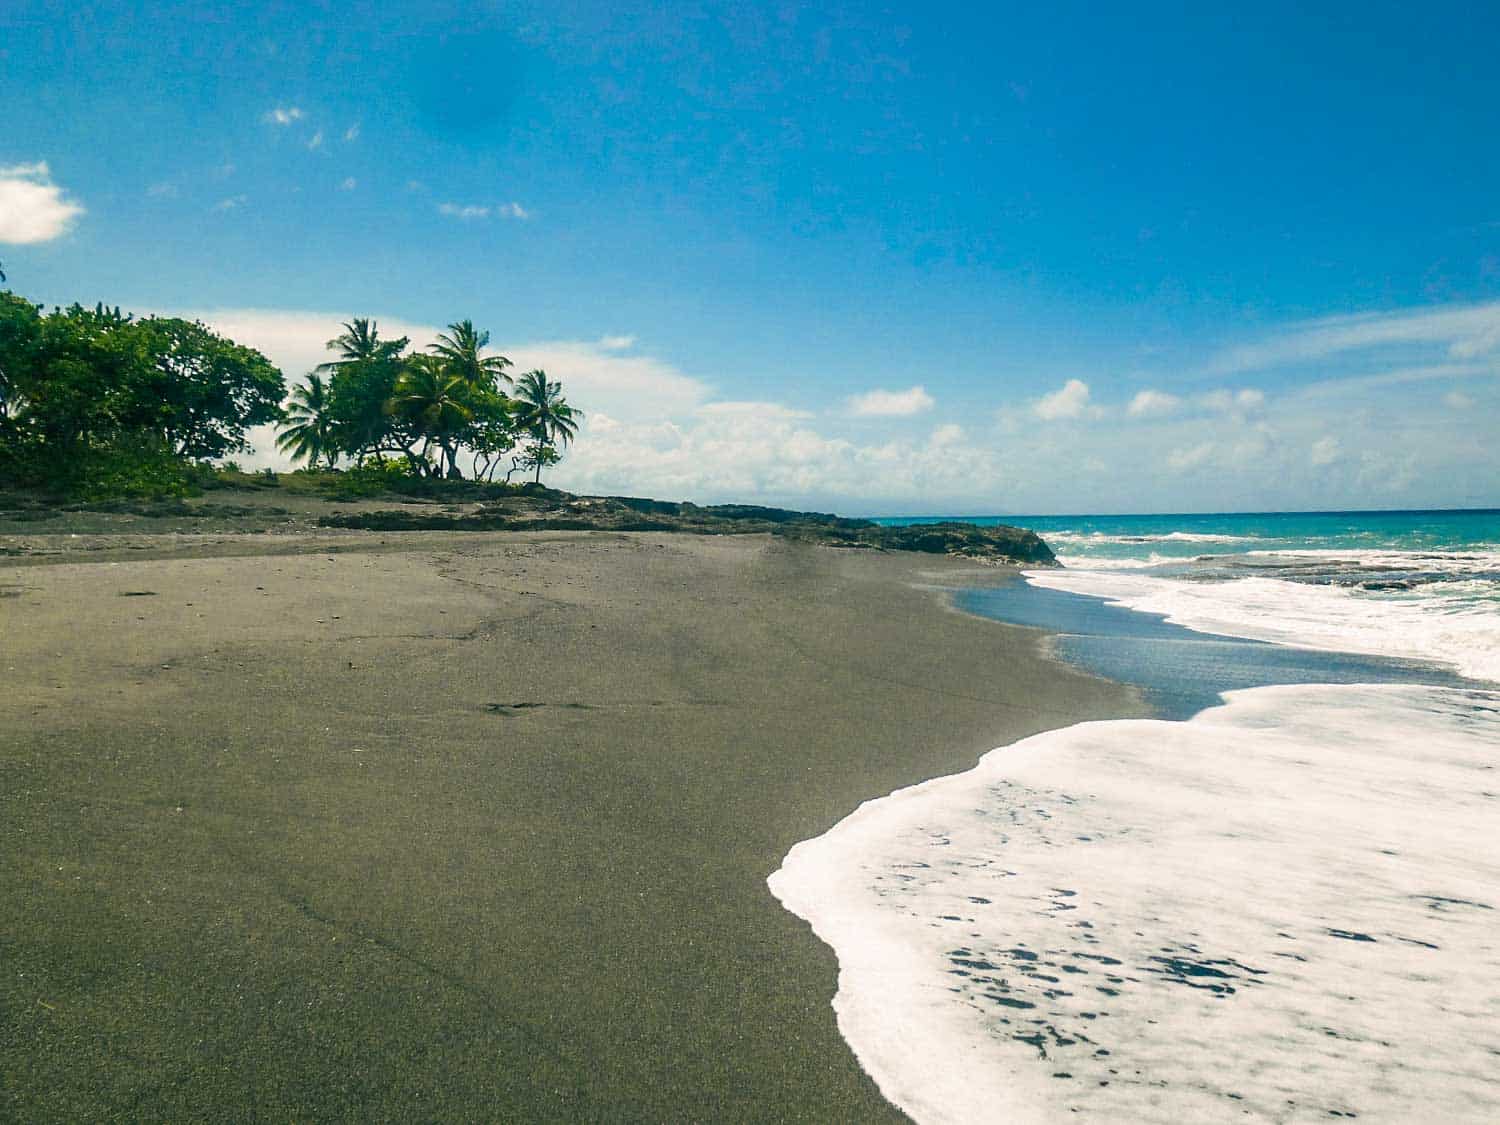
[1,530,1140,1122]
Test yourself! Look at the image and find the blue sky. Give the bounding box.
[3,1,1498,513]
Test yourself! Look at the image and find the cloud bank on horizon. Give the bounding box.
[188,300,1499,515]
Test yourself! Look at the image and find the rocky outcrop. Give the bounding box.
[317,493,1057,565]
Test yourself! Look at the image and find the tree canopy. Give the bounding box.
[276,317,580,484]
[0,287,585,495]
[0,293,284,491]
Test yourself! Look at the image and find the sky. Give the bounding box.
[3,0,1498,514]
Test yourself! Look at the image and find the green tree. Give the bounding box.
[430,319,512,392]
[389,354,475,477]
[0,299,283,488]
[511,369,580,484]
[276,373,338,468]
[0,291,41,427]
[318,318,411,463]
[131,317,285,460]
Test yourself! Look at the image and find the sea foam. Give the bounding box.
[1025,566,1500,683]
[768,684,1500,1123]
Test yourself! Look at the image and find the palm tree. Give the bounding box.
[388,354,474,477]
[430,319,511,391]
[276,374,338,468]
[511,369,580,484]
[316,318,410,462]
[317,318,408,374]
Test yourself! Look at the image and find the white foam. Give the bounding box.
[768,684,1500,1124]
[1046,531,1263,546]
[1024,567,1500,683]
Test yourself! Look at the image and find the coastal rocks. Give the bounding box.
[846,522,1057,566]
[314,493,1058,566]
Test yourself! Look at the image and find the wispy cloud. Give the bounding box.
[339,177,357,191]
[1309,436,1341,467]
[599,335,636,351]
[344,124,360,142]
[437,201,531,221]
[263,106,305,126]
[0,160,85,243]
[1126,389,1182,418]
[1200,388,1265,412]
[211,194,247,212]
[1210,301,1500,375]
[146,181,178,199]
[1033,378,1091,420]
[438,202,491,220]
[848,384,935,417]
[306,130,324,150]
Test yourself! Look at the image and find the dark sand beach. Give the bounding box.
[1,529,1140,1122]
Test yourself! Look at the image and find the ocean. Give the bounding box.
[768,509,1500,1123]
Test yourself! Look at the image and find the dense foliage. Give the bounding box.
[279,317,580,483]
[0,291,284,495]
[0,286,582,497]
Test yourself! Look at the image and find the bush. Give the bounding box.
[73,438,204,501]
[324,458,423,498]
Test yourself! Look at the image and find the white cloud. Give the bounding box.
[307,130,325,150]
[438,203,490,220]
[1033,379,1091,420]
[1444,390,1475,409]
[1199,388,1265,412]
[339,177,357,191]
[436,201,532,221]
[557,397,999,507]
[264,107,305,125]
[848,384,935,417]
[211,195,247,212]
[344,124,360,142]
[146,181,178,199]
[1168,442,1214,471]
[598,335,636,351]
[505,340,711,421]
[1211,301,1500,374]
[1309,436,1341,467]
[1126,389,1182,418]
[930,423,965,446]
[0,161,85,244]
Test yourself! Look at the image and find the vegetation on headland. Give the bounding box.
[0,285,579,498]
[0,292,284,497]
[0,283,1052,563]
[277,316,579,484]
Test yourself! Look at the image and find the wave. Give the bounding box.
[1046,530,1265,546]
[1025,567,1500,683]
[769,684,1500,1124]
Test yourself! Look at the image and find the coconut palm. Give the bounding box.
[317,318,408,374]
[275,374,338,468]
[430,319,511,391]
[388,354,474,477]
[314,318,410,462]
[511,369,580,484]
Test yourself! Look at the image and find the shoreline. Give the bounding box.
[771,558,1500,1123]
[1,530,1140,1121]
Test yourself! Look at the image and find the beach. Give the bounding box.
[0,529,1139,1122]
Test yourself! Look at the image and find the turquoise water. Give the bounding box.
[878,507,1500,564]
[884,508,1500,699]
